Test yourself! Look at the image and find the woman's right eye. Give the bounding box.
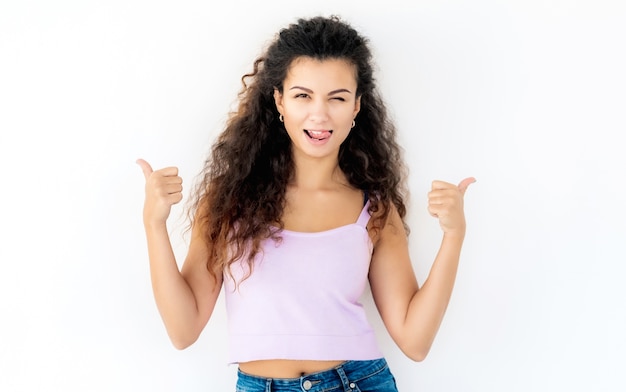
[295,93,310,99]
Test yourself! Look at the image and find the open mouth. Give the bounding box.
[304,129,333,141]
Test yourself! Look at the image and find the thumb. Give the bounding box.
[136,158,153,180]
[458,177,476,195]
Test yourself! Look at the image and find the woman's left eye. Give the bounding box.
[332,97,346,102]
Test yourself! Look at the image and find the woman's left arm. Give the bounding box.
[369,178,475,361]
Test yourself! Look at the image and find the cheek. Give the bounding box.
[331,104,357,119]
[333,110,356,128]
[283,119,303,137]
[283,104,305,121]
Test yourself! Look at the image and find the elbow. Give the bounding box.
[171,339,194,350]
[399,339,432,362]
[168,330,200,350]
[161,313,209,350]
[405,348,429,362]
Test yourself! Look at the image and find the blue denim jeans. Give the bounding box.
[235,358,398,392]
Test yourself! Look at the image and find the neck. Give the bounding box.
[291,152,347,190]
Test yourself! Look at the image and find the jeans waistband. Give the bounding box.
[236,358,390,392]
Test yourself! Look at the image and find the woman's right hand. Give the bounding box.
[137,158,183,225]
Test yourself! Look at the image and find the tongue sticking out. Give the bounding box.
[305,130,332,140]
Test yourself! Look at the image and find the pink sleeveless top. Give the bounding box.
[223,201,383,364]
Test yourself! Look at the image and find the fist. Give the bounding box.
[137,158,183,224]
[428,177,475,235]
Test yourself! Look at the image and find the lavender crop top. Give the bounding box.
[223,200,383,364]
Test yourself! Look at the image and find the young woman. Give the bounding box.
[138,15,474,392]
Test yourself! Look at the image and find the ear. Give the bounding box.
[273,88,284,115]
[353,95,361,117]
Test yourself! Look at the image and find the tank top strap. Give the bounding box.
[355,199,372,228]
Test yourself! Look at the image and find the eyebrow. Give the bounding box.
[289,86,353,95]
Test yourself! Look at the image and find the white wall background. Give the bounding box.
[1,1,625,391]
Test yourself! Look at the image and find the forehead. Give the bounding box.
[284,57,358,90]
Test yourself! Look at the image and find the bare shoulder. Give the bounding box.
[369,201,408,246]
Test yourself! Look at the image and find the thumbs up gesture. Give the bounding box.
[428,177,475,235]
[136,158,184,225]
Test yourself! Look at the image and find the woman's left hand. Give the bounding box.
[428,177,475,235]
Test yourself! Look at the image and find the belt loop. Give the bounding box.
[265,377,272,392]
[335,363,352,392]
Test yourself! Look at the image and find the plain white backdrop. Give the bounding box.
[1,1,625,391]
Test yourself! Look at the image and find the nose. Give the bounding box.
[308,98,329,123]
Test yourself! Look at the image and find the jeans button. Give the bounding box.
[349,382,356,388]
[303,379,312,390]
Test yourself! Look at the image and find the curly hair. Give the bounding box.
[188,15,409,280]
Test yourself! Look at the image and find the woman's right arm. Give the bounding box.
[137,159,222,349]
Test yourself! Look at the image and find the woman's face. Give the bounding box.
[274,57,360,162]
